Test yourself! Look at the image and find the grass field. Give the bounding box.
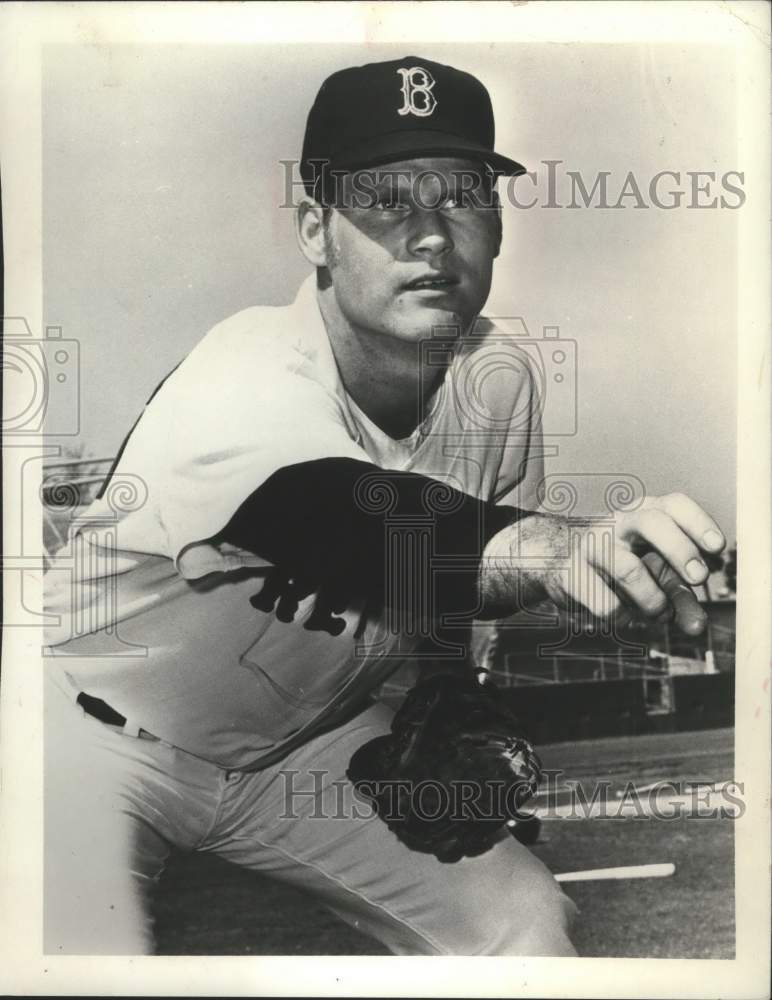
[153,727,735,958]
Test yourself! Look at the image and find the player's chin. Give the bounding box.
[394,302,471,340]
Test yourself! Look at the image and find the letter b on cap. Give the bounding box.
[396,66,437,118]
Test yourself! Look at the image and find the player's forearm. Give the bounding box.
[476,514,559,619]
[217,457,532,621]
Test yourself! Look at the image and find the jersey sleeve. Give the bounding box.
[165,375,367,573]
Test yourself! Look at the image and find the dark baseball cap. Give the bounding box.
[301,55,525,197]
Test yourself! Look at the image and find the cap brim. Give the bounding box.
[332,129,526,177]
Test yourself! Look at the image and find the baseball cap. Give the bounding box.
[301,55,526,197]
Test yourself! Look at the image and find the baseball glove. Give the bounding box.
[346,672,542,863]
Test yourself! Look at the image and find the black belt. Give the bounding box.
[77,692,159,740]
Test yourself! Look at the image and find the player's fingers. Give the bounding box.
[591,544,669,619]
[619,508,710,587]
[668,580,707,635]
[642,552,708,635]
[563,553,622,622]
[641,493,725,555]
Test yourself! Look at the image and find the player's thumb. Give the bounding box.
[643,552,707,635]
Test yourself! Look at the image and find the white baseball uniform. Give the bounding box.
[43,274,576,955]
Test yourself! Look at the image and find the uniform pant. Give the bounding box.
[44,667,577,956]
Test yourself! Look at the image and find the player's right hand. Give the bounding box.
[480,493,725,635]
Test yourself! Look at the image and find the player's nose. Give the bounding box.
[407,210,454,259]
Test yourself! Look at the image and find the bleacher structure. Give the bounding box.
[479,608,735,735]
[42,456,115,567]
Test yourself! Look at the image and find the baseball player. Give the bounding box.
[43,56,725,956]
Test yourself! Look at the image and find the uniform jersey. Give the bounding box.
[43,274,544,769]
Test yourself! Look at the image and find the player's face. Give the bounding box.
[323,157,502,343]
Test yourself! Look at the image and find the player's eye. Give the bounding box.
[443,190,475,209]
[373,192,411,211]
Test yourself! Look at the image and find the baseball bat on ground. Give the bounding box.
[554,862,676,883]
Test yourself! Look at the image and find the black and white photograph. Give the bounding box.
[1,2,769,996]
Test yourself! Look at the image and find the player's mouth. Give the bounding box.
[402,273,460,294]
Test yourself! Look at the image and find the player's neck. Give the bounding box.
[317,288,449,441]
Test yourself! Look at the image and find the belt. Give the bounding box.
[77,692,160,741]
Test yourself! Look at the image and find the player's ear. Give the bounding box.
[491,189,502,259]
[296,197,330,268]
